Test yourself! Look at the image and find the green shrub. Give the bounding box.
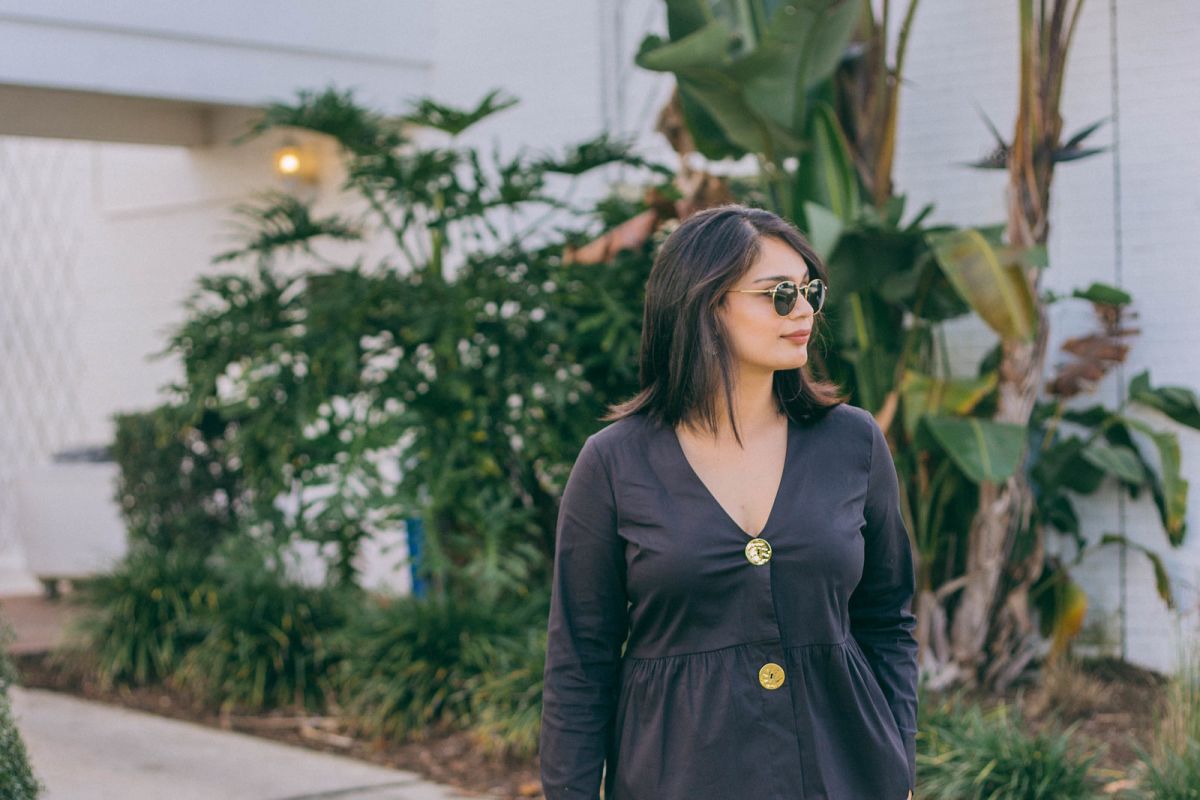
[1132,739,1200,799]
[65,545,217,688]
[1129,648,1200,799]
[330,592,539,742]
[112,403,243,557]
[0,618,43,799]
[463,623,546,759]
[171,538,357,712]
[64,539,354,714]
[0,694,41,800]
[917,691,1102,799]
[129,87,657,600]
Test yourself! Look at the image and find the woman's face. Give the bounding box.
[717,236,816,375]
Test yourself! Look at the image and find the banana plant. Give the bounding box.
[635,0,864,218]
[1027,284,1199,664]
[925,227,1041,343]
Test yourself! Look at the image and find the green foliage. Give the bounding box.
[1127,649,1200,799]
[66,545,217,688]
[1132,740,1200,800]
[72,541,548,747]
[215,191,362,263]
[462,619,548,759]
[132,86,658,600]
[0,617,19,690]
[1029,350,1200,623]
[402,88,520,137]
[0,694,42,800]
[66,540,354,713]
[1130,370,1200,430]
[171,538,358,712]
[329,592,544,744]
[917,692,1103,799]
[91,84,666,758]
[243,86,407,155]
[0,618,42,799]
[926,227,1039,341]
[112,404,242,557]
[635,0,859,159]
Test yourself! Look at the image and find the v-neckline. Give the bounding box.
[667,415,794,539]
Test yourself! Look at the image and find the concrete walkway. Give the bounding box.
[9,685,497,800]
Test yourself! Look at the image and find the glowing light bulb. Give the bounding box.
[275,146,302,176]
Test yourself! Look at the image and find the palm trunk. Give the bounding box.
[947,0,1084,689]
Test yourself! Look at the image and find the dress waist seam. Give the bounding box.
[624,635,852,663]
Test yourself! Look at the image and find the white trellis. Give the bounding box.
[0,136,89,590]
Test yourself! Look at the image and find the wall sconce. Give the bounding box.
[273,139,319,183]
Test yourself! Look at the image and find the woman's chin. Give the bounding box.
[771,353,808,371]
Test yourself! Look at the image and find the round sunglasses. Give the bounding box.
[728,278,828,316]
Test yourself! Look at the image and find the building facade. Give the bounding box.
[1,1,1197,672]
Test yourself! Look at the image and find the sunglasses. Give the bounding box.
[728,278,828,316]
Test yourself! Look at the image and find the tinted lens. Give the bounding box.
[772,282,799,315]
[805,279,827,312]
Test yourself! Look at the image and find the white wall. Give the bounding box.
[0,127,342,591]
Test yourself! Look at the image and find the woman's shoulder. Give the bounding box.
[798,402,881,470]
[806,400,876,434]
[584,412,655,455]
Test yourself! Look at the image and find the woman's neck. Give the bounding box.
[683,367,784,445]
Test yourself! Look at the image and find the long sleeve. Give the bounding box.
[849,417,919,791]
[540,434,629,800]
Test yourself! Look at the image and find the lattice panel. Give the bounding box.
[0,136,89,583]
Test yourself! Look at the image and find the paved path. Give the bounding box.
[9,686,497,800]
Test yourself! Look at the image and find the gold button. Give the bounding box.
[744,537,772,565]
[758,662,785,690]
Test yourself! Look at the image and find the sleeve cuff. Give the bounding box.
[903,728,917,790]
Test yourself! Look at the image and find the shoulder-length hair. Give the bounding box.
[602,203,847,444]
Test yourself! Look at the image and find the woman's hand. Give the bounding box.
[907,791,913,799]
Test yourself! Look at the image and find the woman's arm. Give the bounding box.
[849,416,919,791]
[539,435,629,799]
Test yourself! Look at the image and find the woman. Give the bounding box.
[539,204,918,799]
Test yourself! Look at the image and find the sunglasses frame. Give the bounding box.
[728,278,828,316]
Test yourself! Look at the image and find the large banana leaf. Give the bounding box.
[1079,439,1146,484]
[1099,533,1176,609]
[1036,406,1189,547]
[840,291,895,411]
[637,19,803,157]
[921,416,1028,483]
[801,200,845,262]
[796,102,862,222]
[1121,415,1189,546]
[926,228,1038,341]
[1031,435,1106,495]
[636,0,861,159]
[731,0,863,134]
[1130,369,1200,430]
[898,369,997,441]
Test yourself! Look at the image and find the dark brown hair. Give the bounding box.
[602,204,847,444]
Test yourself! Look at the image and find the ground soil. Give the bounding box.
[952,655,1171,790]
[12,649,1172,798]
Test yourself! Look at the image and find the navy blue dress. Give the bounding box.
[539,403,918,799]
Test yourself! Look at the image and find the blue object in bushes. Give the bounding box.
[405,517,427,598]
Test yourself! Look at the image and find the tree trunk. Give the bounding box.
[948,125,1058,686]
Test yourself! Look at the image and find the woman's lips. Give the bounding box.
[782,332,810,342]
